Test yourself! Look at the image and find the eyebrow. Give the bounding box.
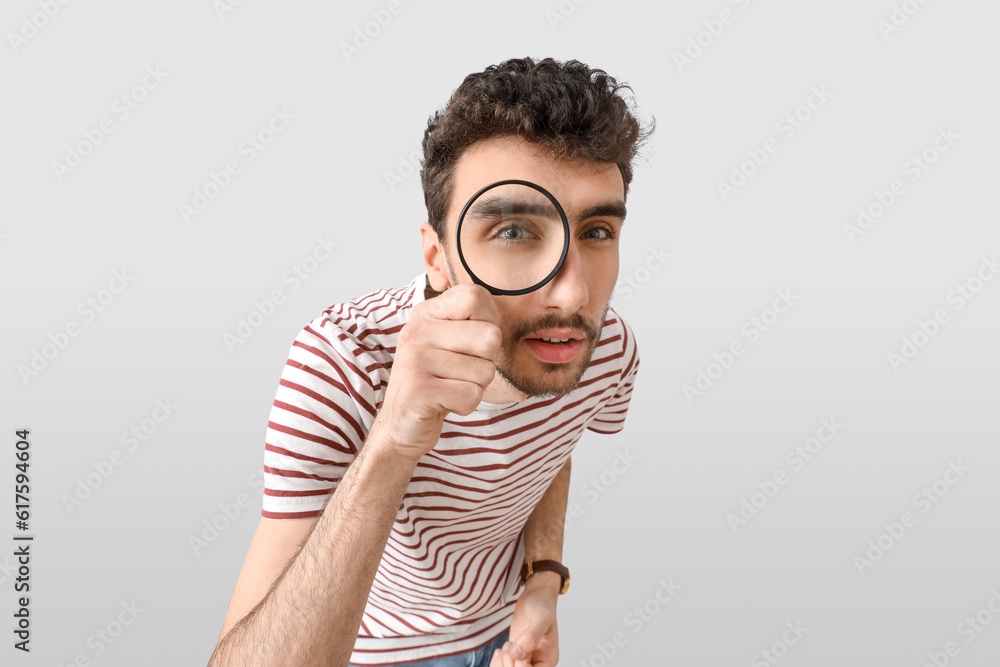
[466,195,557,221]
[465,195,627,224]
[579,202,627,223]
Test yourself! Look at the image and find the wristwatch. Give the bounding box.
[520,559,570,595]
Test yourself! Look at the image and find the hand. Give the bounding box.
[372,283,502,462]
[501,574,560,666]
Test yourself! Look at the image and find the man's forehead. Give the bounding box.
[457,135,619,178]
[447,139,626,225]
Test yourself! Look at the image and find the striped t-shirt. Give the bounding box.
[260,272,639,665]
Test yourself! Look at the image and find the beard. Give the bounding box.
[445,257,609,398]
[494,301,609,398]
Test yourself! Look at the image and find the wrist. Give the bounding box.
[523,569,563,598]
[366,414,428,469]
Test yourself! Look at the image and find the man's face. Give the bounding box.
[421,136,626,400]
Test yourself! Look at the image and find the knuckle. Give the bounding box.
[474,358,495,385]
[483,325,502,353]
[399,317,428,346]
[467,384,484,409]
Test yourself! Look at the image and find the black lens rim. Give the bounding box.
[455,179,571,296]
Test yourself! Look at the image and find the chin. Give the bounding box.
[497,347,594,398]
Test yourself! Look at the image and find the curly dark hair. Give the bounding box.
[420,56,654,243]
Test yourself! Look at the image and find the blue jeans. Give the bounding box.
[388,629,511,667]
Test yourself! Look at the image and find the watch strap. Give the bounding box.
[520,559,570,595]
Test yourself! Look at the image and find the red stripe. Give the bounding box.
[261,508,320,519]
[277,371,367,443]
[293,335,378,417]
[372,544,497,614]
[264,487,331,497]
[352,617,512,659]
[352,608,512,658]
[264,442,342,467]
[271,397,360,455]
[263,464,339,483]
[587,426,624,434]
[439,384,614,446]
[267,419,355,457]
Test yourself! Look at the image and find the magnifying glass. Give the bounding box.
[455,179,570,296]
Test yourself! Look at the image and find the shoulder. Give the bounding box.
[596,305,639,372]
[279,275,423,397]
[300,275,422,357]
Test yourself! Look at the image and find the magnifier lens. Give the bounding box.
[457,181,568,295]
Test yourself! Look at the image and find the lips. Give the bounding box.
[528,328,584,342]
[523,339,584,363]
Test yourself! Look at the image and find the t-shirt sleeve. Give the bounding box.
[586,311,639,435]
[260,317,380,519]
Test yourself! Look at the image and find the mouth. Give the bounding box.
[523,329,586,364]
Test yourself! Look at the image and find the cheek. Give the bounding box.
[495,303,518,341]
[592,254,619,297]
[496,300,534,347]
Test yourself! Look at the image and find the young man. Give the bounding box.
[209,57,652,667]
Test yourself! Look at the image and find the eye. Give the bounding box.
[583,225,617,241]
[498,224,527,241]
[490,221,540,244]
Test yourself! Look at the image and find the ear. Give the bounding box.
[420,222,452,292]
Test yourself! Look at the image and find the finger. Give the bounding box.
[424,283,501,326]
[418,318,502,362]
[410,348,496,392]
[491,646,514,667]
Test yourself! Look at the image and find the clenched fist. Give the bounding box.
[371,283,503,463]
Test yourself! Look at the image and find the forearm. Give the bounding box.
[209,421,418,667]
[520,456,571,596]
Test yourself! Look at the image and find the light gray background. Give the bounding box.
[3,1,999,665]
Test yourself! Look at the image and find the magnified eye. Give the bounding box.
[456,180,569,295]
[492,222,536,243]
[499,225,526,241]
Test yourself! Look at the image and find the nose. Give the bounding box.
[540,236,588,313]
